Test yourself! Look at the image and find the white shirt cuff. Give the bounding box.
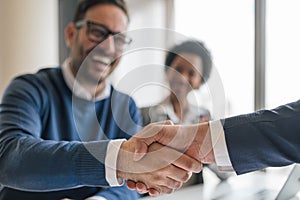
[209,120,234,172]
[105,139,127,186]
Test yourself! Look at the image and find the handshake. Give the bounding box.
[116,120,216,197]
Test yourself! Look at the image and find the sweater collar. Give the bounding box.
[61,58,111,102]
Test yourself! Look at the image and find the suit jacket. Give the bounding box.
[222,100,300,175]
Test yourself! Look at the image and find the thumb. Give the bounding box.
[161,120,174,126]
[133,120,174,161]
[133,140,149,161]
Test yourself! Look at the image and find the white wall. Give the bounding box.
[0,0,59,97]
[0,4,4,89]
[0,0,168,107]
[111,0,172,107]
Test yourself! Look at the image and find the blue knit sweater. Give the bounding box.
[0,68,141,199]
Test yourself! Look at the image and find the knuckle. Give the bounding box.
[149,188,160,197]
[182,173,190,182]
[185,160,196,169]
[187,161,201,172]
[167,180,177,189]
[164,188,174,194]
[173,181,182,189]
[176,170,191,182]
[150,175,164,185]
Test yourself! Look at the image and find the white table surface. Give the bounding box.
[140,166,294,200]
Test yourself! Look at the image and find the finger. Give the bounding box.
[144,142,203,173]
[172,152,203,173]
[126,180,149,194]
[162,120,174,125]
[164,165,191,183]
[126,180,136,190]
[148,188,160,197]
[133,120,174,161]
[136,182,148,194]
[156,186,174,195]
[133,141,148,161]
[154,120,174,126]
[155,176,182,190]
[187,171,193,180]
[167,178,183,189]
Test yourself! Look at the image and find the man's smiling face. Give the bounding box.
[66,4,128,85]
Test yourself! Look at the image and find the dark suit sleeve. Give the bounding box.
[222,100,300,175]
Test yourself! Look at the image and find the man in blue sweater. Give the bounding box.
[0,0,201,199]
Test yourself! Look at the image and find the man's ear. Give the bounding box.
[65,22,77,48]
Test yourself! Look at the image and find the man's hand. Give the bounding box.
[125,121,216,196]
[131,121,215,163]
[117,142,200,196]
[116,122,203,196]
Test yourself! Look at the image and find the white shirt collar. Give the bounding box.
[61,58,111,102]
[159,98,180,124]
[161,98,196,125]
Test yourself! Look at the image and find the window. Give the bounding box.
[174,0,254,116]
[265,0,300,109]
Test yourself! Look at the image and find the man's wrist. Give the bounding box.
[105,139,127,186]
[116,139,135,182]
[196,122,215,163]
[209,120,234,171]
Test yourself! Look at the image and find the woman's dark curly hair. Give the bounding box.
[165,40,212,83]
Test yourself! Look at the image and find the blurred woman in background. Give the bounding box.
[142,39,230,186]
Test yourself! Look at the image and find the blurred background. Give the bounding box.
[0,0,300,117]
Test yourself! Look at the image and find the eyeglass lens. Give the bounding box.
[87,22,130,50]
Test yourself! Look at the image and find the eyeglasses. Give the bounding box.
[75,20,132,51]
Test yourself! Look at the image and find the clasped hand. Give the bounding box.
[116,121,215,196]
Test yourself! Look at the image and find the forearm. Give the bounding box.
[223,100,300,174]
[0,131,109,191]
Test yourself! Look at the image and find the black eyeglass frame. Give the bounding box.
[75,20,132,49]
